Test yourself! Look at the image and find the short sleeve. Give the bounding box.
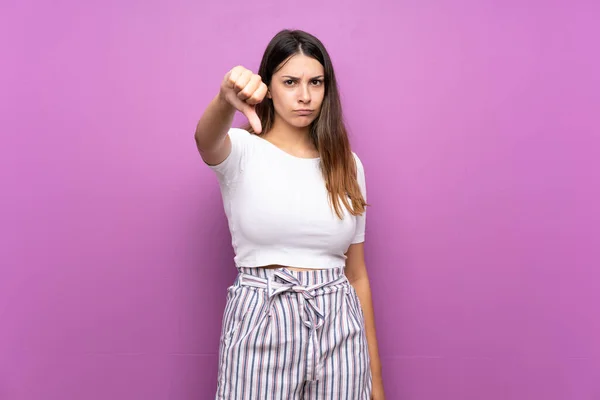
[206,128,251,186]
[351,152,367,244]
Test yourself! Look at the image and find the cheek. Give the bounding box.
[314,92,325,109]
[272,91,294,108]
[315,87,325,101]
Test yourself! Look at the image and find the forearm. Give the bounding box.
[194,93,236,152]
[350,275,383,382]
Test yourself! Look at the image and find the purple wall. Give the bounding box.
[1,0,599,399]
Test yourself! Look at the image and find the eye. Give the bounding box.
[284,79,295,86]
[311,79,324,86]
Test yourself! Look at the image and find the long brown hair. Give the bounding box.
[243,29,367,219]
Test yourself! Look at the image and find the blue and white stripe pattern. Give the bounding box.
[216,267,372,399]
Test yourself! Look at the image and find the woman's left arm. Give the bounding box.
[345,242,385,400]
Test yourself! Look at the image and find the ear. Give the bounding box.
[267,89,272,99]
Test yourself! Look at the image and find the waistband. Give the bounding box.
[237,266,346,286]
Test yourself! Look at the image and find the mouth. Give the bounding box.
[293,109,314,116]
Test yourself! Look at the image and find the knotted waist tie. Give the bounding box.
[237,269,348,382]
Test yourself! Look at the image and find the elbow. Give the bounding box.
[194,129,211,153]
[345,265,369,284]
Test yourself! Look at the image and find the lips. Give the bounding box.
[294,110,313,116]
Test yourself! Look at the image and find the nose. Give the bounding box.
[299,84,311,104]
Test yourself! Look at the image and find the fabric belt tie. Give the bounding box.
[238,269,347,382]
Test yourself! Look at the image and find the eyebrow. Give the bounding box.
[281,75,324,80]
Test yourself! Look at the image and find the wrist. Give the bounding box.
[215,91,234,112]
[214,90,230,108]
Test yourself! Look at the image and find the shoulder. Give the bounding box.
[351,151,365,173]
[228,127,252,141]
[227,127,257,154]
[350,151,367,202]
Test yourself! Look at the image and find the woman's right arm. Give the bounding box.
[194,93,237,166]
[194,66,268,166]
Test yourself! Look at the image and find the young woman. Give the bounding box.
[195,29,385,400]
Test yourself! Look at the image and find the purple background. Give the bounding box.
[1,0,599,399]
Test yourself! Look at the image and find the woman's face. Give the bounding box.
[268,54,325,129]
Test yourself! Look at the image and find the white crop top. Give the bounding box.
[207,128,366,269]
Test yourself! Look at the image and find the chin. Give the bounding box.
[291,121,313,128]
[288,116,318,129]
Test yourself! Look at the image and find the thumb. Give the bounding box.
[242,105,263,134]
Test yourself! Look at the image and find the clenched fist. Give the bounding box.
[219,66,269,134]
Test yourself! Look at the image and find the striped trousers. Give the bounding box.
[216,267,372,399]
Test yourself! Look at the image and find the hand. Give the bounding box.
[371,377,386,400]
[219,66,268,134]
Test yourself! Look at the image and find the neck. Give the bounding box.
[265,118,313,149]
